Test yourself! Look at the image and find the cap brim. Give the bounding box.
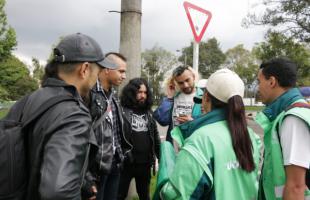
[193,96,202,104]
[97,57,117,69]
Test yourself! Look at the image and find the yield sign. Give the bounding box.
[183,1,212,43]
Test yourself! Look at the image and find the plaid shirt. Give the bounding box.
[95,81,123,162]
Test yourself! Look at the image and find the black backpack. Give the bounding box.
[0,94,74,200]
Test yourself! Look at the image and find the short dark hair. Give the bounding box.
[260,57,297,87]
[172,65,189,77]
[105,52,127,62]
[41,61,83,83]
[120,78,153,111]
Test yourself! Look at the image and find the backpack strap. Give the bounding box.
[22,95,76,128]
[285,102,310,112]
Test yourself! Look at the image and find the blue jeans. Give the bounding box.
[96,160,121,200]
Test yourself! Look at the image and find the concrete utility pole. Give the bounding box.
[119,1,142,198]
[120,0,142,88]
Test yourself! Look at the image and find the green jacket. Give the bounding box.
[255,88,310,200]
[154,109,261,200]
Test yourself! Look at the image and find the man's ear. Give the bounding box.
[78,62,90,79]
[104,68,110,74]
[269,76,278,88]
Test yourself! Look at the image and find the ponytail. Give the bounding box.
[227,96,255,172]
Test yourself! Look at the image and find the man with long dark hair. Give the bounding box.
[256,57,310,200]
[154,69,260,199]
[117,78,160,200]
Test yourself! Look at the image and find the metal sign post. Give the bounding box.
[193,41,199,71]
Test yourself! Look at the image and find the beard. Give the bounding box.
[134,99,148,110]
[80,85,91,106]
[182,86,194,94]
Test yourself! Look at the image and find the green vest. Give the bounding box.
[255,88,310,200]
[155,109,261,200]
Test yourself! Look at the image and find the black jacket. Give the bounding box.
[88,87,132,174]
[22,78,92,200]
[122,107,161,168]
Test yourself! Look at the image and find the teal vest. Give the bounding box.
[173,121,260,200]
[255,88,310,200]
[155,109,261,200]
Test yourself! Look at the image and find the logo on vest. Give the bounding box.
[226,160,240,170]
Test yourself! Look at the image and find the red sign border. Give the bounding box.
[183,1,212,43]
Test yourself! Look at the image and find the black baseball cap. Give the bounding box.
[53,33,117,69]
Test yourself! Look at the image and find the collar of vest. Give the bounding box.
[177,108,226,141]
[262,88,303,121]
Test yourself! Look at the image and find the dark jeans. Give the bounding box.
[96,160,121,200]
[117,162,151,200]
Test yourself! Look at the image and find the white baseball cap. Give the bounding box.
[205,68,244,103]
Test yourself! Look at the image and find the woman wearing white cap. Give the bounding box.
[154,69,261,200]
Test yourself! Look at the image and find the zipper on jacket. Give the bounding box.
[99,122,105,171]
[148,112,156,159]
[9,128,14,193]
[121,108,133,154]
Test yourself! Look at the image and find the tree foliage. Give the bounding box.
[225,44,258,87]
[0,85,9,101]
[141,45,178,104]
[0,0,17,62]
[243,0,310,42]
[0,0,39,101]
[253,31,310,85]
[32,57,44,84]
[179,38,226,78]
[0,56,38,100]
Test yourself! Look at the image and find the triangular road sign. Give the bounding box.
[183,1,212,43]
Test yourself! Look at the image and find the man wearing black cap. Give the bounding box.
[84,52,131,200]
[13,33,114,200]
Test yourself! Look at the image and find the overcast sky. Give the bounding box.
[5,0,267,65]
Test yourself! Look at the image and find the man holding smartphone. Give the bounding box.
[153,65,203,143]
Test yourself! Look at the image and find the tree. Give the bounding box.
[225,44,259,97]
[0,0,17,62]
[253,31,310,85]
[0,85,9,101]
[0,56,38,100]
[141,45,178,105]
[179,38,226,77]
[243,0,310,42]
[32,57,45,84]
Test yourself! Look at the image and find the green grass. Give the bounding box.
[245,106,265,111]
[0,109,8,119]
[150,174,157,198]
